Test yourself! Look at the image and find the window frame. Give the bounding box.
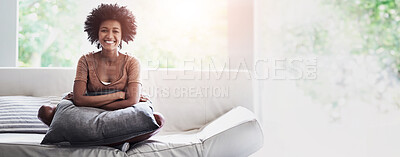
[0,0,18,67]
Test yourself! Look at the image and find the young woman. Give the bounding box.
[38,3,164,147]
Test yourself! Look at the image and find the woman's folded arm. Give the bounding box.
[100,82,141,111]
[72,80,125,107]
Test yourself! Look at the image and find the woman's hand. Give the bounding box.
[139,94,150,102]
[98,83,141,110]
[116,91,126,100]
[63,92,74,100]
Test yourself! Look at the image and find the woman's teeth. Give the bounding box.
[105,41,114,44]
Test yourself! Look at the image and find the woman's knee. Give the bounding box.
[109,112,165,146]
[153,112,165,127]
[37,105,56,126]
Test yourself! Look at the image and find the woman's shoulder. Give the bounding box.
[121,52,140,63]
[78,51,99,61]
[82,51,99,57]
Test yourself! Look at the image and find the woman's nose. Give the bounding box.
[106,31,112,36]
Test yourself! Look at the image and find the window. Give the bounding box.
[19,0,81,67]
[18,0,228,68]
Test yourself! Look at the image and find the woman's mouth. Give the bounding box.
[105,40,115,44]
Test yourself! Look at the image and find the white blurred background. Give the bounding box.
[252,0,400,156]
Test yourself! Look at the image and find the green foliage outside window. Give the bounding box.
[336,0,400,72]
[279,0,400,73]
[19,0,81,67]
[279,0,400,119]
[18,0,227,68]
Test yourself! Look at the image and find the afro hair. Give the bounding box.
[84,4,136,49]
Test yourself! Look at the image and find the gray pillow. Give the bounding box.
[41,99,159,146]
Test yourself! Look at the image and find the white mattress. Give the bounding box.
[0,107,263,157]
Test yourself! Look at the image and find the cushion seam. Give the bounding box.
[127,142,202,155]
[128,119,259,155]
[200,119,258,144]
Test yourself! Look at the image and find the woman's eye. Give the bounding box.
[113,31,119,33]
[101,30,107,32]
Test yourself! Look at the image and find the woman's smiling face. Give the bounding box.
[98,20,122,51]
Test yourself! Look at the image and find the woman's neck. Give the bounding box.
[100,49,119,62]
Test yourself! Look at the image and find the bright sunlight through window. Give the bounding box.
[18,0,228,68]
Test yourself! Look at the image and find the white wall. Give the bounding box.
[0,0,18,67]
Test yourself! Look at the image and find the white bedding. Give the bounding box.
[0,107,263,157]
